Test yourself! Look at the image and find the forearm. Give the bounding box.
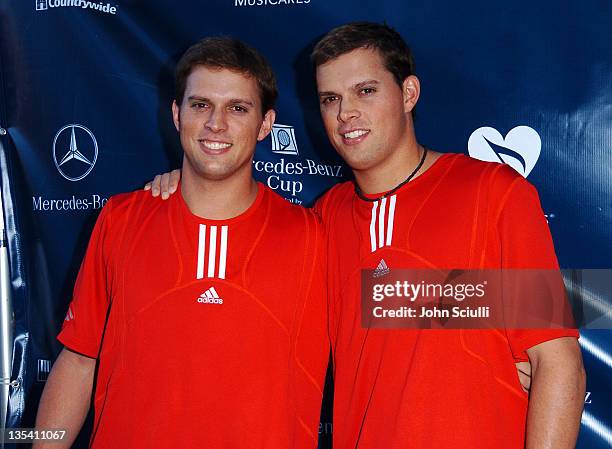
[33,348,96,449]
[525,339,586,449]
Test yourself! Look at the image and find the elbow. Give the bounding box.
[527,337,587,401]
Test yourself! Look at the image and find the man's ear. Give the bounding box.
[402,75,420,114]
[172,100,180,132]
[257,109,276,141]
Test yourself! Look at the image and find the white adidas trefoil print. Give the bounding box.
[369,195,397,252]
[196,224,228,279]
[197,287,223,305]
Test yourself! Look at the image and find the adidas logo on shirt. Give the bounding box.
[197,287,223,305]
[373,259,390,278]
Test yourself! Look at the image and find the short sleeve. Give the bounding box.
[57,200,114,358]
[498,177,579,360]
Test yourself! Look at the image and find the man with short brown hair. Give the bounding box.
[34,37,328,449]
[312,21,585,449]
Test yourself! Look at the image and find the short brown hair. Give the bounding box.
[311,22,416,89]
[175,37,278,114]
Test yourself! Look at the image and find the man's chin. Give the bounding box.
[200,170,236,182]
[340,154,378,172]
[334,146,374,170]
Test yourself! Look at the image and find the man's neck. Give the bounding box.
[353,136,426,195]
[181,167,258,220]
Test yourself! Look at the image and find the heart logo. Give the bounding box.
[467,126,541,177]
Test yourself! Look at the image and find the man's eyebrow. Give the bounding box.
[353,79,379,89]
[317,91,337,97]
[318,80,380,97]
[187,95,209,102]
[186,95,254,107]
[228,98,255,106]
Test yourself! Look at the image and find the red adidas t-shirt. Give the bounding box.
[315,153,579,449]
[59,183,329,449]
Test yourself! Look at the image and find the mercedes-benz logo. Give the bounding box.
[52,124,98,181]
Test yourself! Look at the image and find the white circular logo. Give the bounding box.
[52,124,98,181]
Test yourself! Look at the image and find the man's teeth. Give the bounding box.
[343,130,369,139]
[203,141,232,150]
